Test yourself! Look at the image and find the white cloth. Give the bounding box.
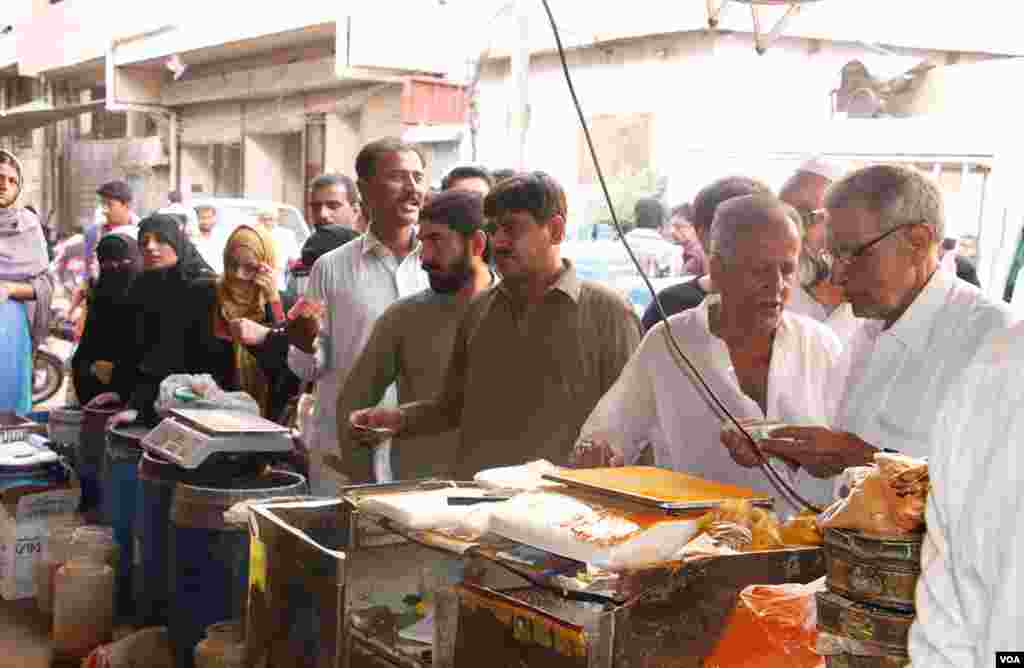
[837,269,1015,457]
[624,228,681,277]
[193,229,227,275]
[578,295,843,515]
[909,323,1024,667]
[268,226,301,290]
[287,229,428,495]
[157,202,200,240]
[787,287,866,343]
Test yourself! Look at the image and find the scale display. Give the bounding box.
[140,409,293,469]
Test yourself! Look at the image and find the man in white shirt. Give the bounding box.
[192,205,226,274]
[255,206,301,291]
[755,164,1015,472]
[288,138,429,494]
[779,158,864,343]
[909,322,1023,667]
[157,190,200,241]
[572,194,842,514]
[624,196,679,278]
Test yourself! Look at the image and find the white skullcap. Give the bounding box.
[797,156,847,183]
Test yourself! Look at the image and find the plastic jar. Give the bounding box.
[52,559,115,660]
[194,620,246,668]
[69,525,119,571]
[35,516,82,616]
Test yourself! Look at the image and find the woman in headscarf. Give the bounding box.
[196,225,300,421]
[0,149,53,413]
[71,234,141,405]
[106,213,216,425]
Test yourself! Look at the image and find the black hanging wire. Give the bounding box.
[538,0,824,514]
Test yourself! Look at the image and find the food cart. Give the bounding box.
[246,468,827,668]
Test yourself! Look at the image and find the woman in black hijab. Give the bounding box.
[108,214,217,424]
[71,234,141,405]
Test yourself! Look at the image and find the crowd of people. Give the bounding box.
[0,135,1018,666]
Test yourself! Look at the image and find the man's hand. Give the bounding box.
[759,426,877,479]
[229,318,271,346]
[348,408,403,446]
[91,360,114,385]
[720,427,763,468]
[87,392,122,408]
[570,436,624,468]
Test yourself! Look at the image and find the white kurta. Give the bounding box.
[909,322,1024,667]
[786,286,866,343]
[837,269,1015,457]
[287,230,428,493]
[578,296,843,515]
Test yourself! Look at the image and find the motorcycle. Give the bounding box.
[32,303,78,406]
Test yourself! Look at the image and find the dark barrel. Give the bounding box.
[102,424,147,620]
[169,469,307,668]
[79,404,122,516]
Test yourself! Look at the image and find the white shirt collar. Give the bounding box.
[885,268,954,356]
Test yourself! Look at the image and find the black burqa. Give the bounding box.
[112,214,217,424]
[71,234,141,405]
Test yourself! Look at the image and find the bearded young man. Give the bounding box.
[334,190,494,482]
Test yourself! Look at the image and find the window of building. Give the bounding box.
[3,77,41,150]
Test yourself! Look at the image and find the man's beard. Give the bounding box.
[425,254,473,294]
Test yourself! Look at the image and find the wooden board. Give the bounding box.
[543,467,772,511]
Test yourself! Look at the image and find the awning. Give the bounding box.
[0,100,104,136]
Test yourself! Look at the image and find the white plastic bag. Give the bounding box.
[156,374,260,416]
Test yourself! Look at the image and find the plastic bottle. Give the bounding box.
[35,515,82,616]
[52,559,115,661]
[194,620,246,668]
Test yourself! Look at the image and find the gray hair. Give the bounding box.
[710,194,801,261]
[825,164,944,241]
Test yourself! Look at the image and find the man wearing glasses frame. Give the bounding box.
[779,159,864,343]
[747,164,1014,475]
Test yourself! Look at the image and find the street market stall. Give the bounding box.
[246,466,829,668]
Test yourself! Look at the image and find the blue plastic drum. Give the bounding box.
[103,425,147,620]
[169,470,307,668]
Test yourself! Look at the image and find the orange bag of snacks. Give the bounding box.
[704,579,825,668]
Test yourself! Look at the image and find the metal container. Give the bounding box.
[823,529,922,611]
[815,591,914,662]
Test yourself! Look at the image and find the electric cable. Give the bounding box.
[538,0,823,514]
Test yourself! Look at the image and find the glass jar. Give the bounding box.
[52,559,115,660]
[194,620,246,668]
[69,525,119,572]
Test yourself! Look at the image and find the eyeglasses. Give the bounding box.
[831,223,919,267]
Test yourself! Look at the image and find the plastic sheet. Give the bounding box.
[704,577,826,668]
[156,374,260,416]
[820,453,928,536]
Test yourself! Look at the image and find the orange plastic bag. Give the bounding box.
[704,578,825,668]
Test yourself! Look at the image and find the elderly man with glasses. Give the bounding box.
[779,158,864,343]
[748,164,1015,476]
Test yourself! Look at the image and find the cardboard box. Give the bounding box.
[0,475,82,600]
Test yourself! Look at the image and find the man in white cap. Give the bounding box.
[779,157,863,342]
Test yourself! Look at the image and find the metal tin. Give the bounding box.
[816,591,914,652]
[823,529,922,610]
[824,654,909,668]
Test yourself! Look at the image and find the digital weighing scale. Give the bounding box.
[141,408,293,470]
